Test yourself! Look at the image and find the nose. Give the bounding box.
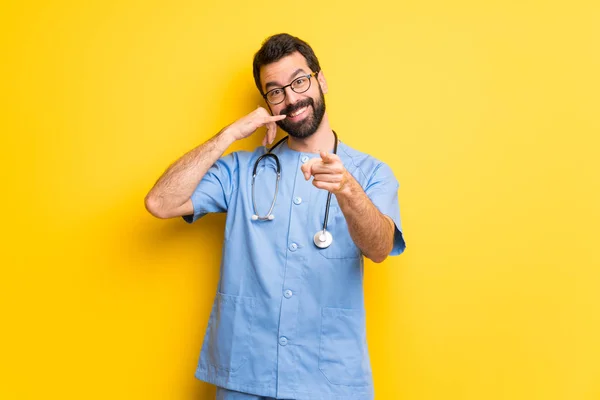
[283,86,301,106]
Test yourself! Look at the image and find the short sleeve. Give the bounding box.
[182,152,238,224]
[364,162,406,256]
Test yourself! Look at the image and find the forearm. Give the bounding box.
[335,175,395,263]
[145,127,236,217]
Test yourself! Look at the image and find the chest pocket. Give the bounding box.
[313,200,361,260]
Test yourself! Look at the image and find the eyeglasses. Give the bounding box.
[263,72,319,105]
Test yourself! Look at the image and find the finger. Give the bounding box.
[312,180,338,192]
[266,121,277,144]
[263,114,286,124]
[320,151,340,164]
[265,122,273,142]
[300,164,311,180]
[310,162,343,175]
[301,158,321,180]
[262,134,267,147]
[312,173,342,183]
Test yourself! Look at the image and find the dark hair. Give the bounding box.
[253,33,322,94]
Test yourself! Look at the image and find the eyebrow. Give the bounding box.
[264,68,307,90]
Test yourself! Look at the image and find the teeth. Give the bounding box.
[289,107,307,117]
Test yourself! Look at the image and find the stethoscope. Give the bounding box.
[251,130,338,249]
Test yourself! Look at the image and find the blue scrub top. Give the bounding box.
[184,139,406,400]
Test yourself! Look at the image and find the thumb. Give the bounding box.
[301,163,311,180]
[321,151,334,163]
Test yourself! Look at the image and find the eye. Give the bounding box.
[270,89,283,96]
[294,78,307,85]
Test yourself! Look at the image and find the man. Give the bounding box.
[145,33,406,400]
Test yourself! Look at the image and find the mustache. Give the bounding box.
[280,98,314,116]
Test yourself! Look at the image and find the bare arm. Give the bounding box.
[302,152,395,263]
[144,129,236,218]
[145,107,286,219]
[334,175,395,263]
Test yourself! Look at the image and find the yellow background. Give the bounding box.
[2,0,599,399]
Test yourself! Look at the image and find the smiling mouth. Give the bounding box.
[288,106,308,118]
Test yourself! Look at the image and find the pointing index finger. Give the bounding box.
[320,151,338,164]
[270,114,287,121]
[262,114,286,125]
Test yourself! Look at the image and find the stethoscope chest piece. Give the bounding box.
[313,230,333,249]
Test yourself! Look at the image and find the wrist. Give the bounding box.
[334,170,356,200]
[219,126,239,145]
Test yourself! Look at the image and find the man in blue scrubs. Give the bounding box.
[145,33,406,400]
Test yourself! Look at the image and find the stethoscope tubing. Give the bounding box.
[251,131,339,248]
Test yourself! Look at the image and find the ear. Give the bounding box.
[317,70,328,94]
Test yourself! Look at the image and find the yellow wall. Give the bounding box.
[2,0,599,399]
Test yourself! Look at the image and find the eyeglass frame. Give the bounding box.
[262,71,319,105]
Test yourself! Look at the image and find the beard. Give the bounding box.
[275,87,326,139]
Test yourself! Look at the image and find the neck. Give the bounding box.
[286,113,336,154]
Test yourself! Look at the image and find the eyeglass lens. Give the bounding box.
[266,75,312,105]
